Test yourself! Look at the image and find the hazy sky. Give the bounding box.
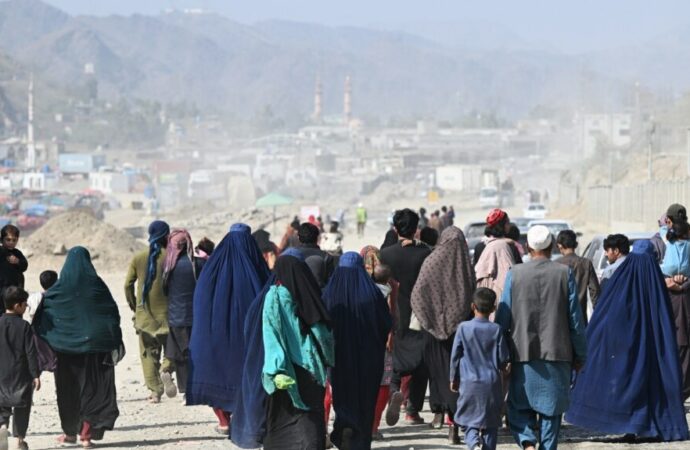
[43,0,690,52]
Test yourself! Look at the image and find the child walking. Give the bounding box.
[0,286,41,450]
[450,288,510,450]
[371,263,396,441]
[26,270,58,324]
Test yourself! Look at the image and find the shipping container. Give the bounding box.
[435,164,483,192]
[58,153,107,174]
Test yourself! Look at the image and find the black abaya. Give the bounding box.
[425,333,458,416]
[55,352,119,438]
[263,365,326,450]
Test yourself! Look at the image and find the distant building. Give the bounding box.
[89,172,131,194]
[22,172,58,191]
[581,113,632,158]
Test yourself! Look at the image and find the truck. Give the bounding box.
[435,164,482,192]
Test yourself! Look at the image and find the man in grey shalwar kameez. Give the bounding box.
[495,225,586,450]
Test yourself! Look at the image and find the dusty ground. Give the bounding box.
[16,200,688,449]
[20,266,690,450]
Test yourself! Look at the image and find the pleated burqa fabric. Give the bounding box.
[186,223,270,411]
[323,252,392,450]
[566,240,689,441]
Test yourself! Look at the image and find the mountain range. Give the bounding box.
[1,0,690,121]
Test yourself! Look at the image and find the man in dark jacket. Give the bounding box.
[298,222,337,287]
[556,230,600,324]
[380,209,431,426]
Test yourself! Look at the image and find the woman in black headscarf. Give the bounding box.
[260,250,334,450]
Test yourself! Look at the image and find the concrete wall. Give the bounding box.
[587,179,690,229]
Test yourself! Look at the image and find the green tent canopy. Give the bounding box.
[255,192,294,234]
[255,192,294,208]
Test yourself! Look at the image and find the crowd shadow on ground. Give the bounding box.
[373,420,675,449]
[38,435,224,450]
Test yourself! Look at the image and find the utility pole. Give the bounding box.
[647,120,655,181]
[687,128,690,178]
[26,73,36,169]
[647,141,652,181]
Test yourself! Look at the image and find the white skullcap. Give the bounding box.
[528,225,553,251]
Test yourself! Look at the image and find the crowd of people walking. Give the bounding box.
[1,202,690,450]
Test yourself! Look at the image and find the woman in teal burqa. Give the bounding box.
[261,252,334,449]
[34,246,124,449]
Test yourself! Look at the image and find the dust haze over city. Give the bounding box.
[3,0,690,448]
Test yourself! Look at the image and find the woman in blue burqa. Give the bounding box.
[186,223,270,434]
[322,252,392,450]
[566,240,689,442]
[34,246,123,448]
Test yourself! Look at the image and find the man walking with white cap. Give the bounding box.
[495,225,586,450]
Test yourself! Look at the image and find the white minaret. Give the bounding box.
[26,73,36,169]
[313,74,322,122]
[344,75,352,124]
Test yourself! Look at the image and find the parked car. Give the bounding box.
[522,220,576,261]
[464,221,486,259]
[512,217,531,233]
[527,220,576,236]
[582,232,655,279]
[523,203,548,219]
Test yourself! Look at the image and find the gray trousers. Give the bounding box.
[0,403,32,438]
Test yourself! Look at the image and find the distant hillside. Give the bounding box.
[0,0,688,121]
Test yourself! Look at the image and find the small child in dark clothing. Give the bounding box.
[450,288,510,450]
[27,270,59,323]
[0,286,41,450]
[0,225,28,289]
[371,264,395,440]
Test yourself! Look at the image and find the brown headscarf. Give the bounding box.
[163,228,195,288]
[360,245,381,276]
[410,226,476,340]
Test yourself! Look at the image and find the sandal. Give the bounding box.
[214,426,229,436]
[160,372,178,398]
[81,441,94,449]
[148,394,161,404]
[56,434,77,445]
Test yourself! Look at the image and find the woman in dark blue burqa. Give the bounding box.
[566,240,689,441]
[230,272,276,448]
[323,252,392,450]
[186,223,270,432]
[231,248,302,449]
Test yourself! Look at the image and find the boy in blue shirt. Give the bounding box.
[450,288,510,450]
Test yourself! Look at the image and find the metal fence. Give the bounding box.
[586,179,690,227]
